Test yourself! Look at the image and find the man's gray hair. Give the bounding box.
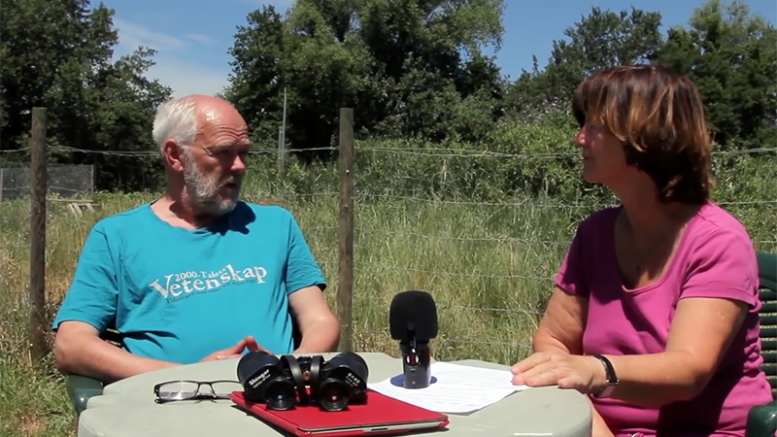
[152,97,199,156]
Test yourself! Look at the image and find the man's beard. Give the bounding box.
[181,149,242,216]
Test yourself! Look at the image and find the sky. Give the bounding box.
[106,0,777,98]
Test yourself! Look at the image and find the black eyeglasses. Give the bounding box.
[153,380,242,404]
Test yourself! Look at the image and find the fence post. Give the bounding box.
[277,126,285,177]
[29,107,48,363]
[337,108,355,352]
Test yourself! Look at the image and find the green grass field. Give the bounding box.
[2,147,775,437]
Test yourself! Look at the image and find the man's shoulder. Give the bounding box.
[73,204,153,261]
[90,203,153,233]
[236,200,296,224]
[239,200,293,214]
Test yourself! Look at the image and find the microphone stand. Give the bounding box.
[399,336,432,389]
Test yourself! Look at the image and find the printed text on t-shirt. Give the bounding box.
[148,263,268,301]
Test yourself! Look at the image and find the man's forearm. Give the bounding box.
[56,336,180,383]
[293,319,340,354]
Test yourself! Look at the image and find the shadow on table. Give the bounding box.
[389,374,439,387]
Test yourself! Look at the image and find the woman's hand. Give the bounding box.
[511,351,607,394]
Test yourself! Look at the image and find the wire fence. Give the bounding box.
[0,164,94,201]
[2,123,776,364]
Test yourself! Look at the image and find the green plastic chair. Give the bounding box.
[65,311,304,416]
[746,251,777,437]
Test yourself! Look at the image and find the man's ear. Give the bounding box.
[163,140,185,172]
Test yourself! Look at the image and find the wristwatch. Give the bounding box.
[591,354,618,398]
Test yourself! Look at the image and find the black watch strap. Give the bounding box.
[592,354,618,398]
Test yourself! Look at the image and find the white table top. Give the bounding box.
[78,352,592,437]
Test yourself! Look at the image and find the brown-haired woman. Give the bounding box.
[509,65,772,437]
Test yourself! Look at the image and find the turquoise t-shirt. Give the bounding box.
[51,201,327,364]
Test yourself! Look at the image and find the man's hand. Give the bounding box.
[510,351,607,394]
[200,336,268,361]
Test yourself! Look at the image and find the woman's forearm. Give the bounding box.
[533,337,614,437]
[531,332,576,354]
[535,326,707,408]
[604,352,703,408]
[532,341,705,419]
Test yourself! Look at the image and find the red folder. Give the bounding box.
[231,389,449,437]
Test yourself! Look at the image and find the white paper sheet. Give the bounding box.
[368,361,530,414]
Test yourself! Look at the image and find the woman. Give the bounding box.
[510,65,772,437]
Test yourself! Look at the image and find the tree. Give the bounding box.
[507,6,664,116]
[654,0,777,149]
[224,0,509,159]
[0,0,172,191]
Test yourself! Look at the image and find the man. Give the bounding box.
[52,94,341,384]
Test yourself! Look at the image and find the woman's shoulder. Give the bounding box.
[685,201,754,249]
[677,202,760,302]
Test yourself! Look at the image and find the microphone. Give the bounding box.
[389,290,438,389]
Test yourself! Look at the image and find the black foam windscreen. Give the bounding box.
[389,290,438,341]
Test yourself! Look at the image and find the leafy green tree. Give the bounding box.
[225,0,508,158]
[508,6,663,116]
[0,0,171,191]
[654,0,777,149]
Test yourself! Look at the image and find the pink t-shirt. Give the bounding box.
[556,201,772,437]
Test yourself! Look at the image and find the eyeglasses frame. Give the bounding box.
[152,379,241,404]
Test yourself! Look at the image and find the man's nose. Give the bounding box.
[231,154,247,173]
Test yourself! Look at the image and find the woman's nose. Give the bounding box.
[574,129,587,147]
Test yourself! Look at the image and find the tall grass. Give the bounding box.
[1,121,775,437]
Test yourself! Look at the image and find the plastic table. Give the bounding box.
[77,352,592,437]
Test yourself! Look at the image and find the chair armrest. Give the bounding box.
[746,400,777,437]
[66,374,105,416]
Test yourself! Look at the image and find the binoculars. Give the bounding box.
[237,350,369,412]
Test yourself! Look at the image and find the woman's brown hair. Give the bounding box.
[571,64,714,205]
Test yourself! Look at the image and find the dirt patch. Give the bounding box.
[18,412,44,437]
